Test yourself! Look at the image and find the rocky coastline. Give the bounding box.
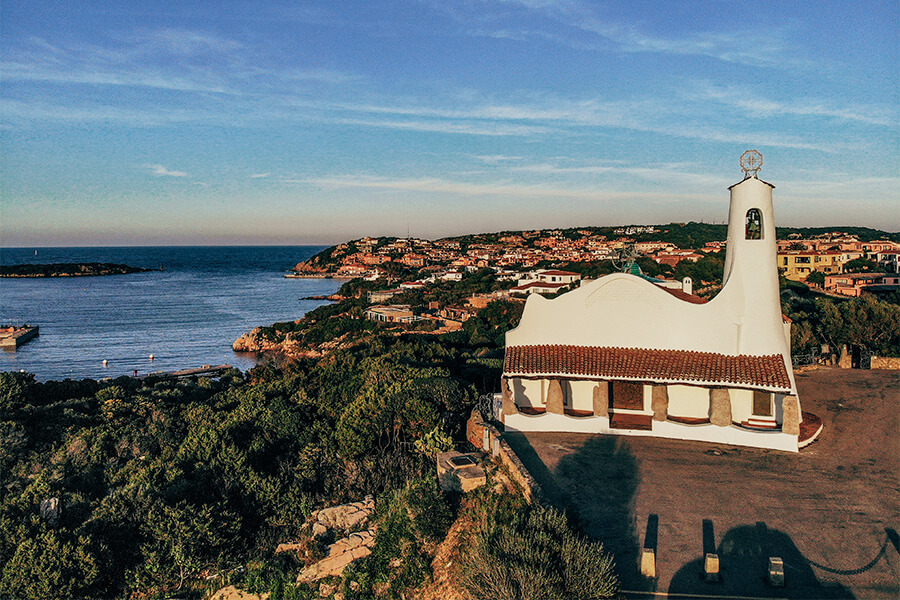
[233,328,360,360]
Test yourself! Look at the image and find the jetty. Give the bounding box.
[285,272,333,279]
[0,326,39,349]
[143,364,233,380]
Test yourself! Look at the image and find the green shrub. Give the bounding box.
[460,503,617,600]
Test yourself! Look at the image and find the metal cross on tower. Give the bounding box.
[740,149,763,178]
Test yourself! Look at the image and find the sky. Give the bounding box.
[1,0,897,246]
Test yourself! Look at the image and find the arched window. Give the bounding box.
[745,208,762,240]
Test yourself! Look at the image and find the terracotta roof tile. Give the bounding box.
[504,345,792,391]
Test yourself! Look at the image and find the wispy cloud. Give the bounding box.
[301,174,698,201]
[436,0,808,69]
[509,161,724,187]
[146,164,189,177]
[689,82,897,127]
[250,172,271,178]
[474,155,524,164]
[330,117,549,136]
[1,32,360,97]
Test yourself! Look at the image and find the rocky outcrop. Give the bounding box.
[288,496,378,584]
[296,529,377,583]
[210,585,269,600]
[314,496,375,533]
[292,261,329,274]
[40,497,61,526]
[233,328,362,360]
[232,327,320,357]
[232,328,283,353]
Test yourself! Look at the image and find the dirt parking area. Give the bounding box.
[505,367,899,599]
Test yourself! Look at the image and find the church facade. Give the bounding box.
[500,156,811,452]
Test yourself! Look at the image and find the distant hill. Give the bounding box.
[773,226,899,243]
[447,223,899,247]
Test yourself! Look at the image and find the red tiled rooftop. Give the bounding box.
[660,287,708,304]
[511,281,568,290]
[504,344,792,391]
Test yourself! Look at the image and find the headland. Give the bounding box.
[0,262,157,277]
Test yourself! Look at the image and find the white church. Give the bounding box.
[500,152,819,452]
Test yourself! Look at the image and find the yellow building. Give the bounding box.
[778,250,845,281]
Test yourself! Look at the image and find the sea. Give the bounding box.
[0,246,343,382]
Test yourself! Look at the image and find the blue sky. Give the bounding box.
[2,0,897,246]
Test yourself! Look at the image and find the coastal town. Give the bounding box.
[280,225,900,332]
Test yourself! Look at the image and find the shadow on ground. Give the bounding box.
[669,521,856,598]
[503,433,650,592]
[502,432,888,598]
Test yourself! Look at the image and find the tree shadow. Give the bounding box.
[669,521,856,598]
[503,433,648,591]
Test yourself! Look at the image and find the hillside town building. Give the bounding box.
[500,153,817,452]
[824,273,900,297]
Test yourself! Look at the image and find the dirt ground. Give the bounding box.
[505,367,899,599]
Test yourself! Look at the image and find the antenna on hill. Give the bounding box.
[612,242,640,274]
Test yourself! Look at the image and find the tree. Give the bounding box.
[842,258,879,273]
[815,295,900,355]
[805,271,825,286]
[0,530,99,600]
[463,300,525,347]
[0,371,35,412]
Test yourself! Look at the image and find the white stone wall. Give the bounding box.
[667,384,711,419]
[728,389,754,423]
[504,412,799,452]
[511,378,543,409]
[564,379,596,412]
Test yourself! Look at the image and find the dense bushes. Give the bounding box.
[459,496,618,600]
[0,334,478,598]
[782,288,900,357]
[342,477,453,600]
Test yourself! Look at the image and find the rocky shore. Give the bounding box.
[0,262,156,277]
[233,328,360,360]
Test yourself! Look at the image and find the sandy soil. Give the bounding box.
[505,367,899,599]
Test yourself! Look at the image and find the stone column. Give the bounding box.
[838,345,851,369]
[546,379,565,415]
[592,382,609,418]
[781,395,800,436]
[709,388,732,427]
[501,377,518,417]
[651,385,669,422]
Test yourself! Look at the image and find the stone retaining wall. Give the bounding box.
[871,356,900,370]
[466,410,543,503]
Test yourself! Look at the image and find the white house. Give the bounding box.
[500,155,819,452]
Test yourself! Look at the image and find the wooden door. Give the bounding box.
[611,381,643,410]
[752,391,771,416]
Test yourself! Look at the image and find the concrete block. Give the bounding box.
[768,557,785,587]
[640,548,656,578]
[704,553,720,582]
[437,451,487,493]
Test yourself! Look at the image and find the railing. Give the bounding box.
[792,353,817,366]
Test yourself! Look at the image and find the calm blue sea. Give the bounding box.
[0,247,342,382]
